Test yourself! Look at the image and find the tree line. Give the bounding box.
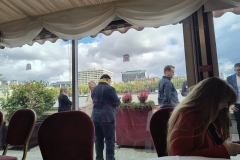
[68,77,187,95]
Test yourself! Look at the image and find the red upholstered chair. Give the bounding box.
[3,109,36,160]
[38,111,94,160]
[150,107,174,157]
[0,155,18,160]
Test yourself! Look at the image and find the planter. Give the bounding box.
[116,107,154,147]
[0,120,42,150]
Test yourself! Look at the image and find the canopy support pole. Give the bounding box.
[72,39,79,110]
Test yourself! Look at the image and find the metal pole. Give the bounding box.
[72,39,79,110]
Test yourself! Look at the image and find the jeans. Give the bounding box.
[234,104,240,140]
[94,121,115,160]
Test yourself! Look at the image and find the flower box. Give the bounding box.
[116,107,154,147]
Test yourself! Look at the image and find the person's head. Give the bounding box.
[167,77,236,155]
[234,63,240,77]
[164,65,175,79]
[88,81,96,90]
[100,74,111,84]
[61,87,69,95]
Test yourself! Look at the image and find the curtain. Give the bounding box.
[0,0,207,48]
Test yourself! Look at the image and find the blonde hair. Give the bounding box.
[167,77,236,155]
[88,81,96,88]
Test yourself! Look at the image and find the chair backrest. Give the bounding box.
[5,109,36,145]
[3,109,36,160]
[150,107,174,157]
[0,110,4,131]
[38,111,94,160]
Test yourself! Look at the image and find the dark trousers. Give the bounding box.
[234,104,240,140]
[94,121,115,160]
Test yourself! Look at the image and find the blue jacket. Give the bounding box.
[158,76,179,108]
[226,73,238,96]
[91,82,121,123]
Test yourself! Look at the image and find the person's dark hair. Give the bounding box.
[164,65,175,73]
[234,63,240,68]
[100,74,111,79]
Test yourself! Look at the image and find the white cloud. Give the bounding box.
[229,21,240,31]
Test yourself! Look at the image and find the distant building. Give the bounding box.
[10,80,18,85]
[50,81,72,88]
[122,70,146,83]
[151,77,160,83]
[78,68,114,85]
[26,63,31,70]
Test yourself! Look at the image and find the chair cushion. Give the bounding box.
[6,109,36,145]
[0,155,17,160]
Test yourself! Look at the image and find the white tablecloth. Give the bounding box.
[147,156,229,160]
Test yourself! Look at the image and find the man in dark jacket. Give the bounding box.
[158,65,179,108]
[91,74,121,160]
[226,63,240,139]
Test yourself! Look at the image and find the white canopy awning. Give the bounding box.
[0,0,208,48]
[1,0,239,48]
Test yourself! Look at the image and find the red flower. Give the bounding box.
[122,92,132,103]
[137,91,150,103]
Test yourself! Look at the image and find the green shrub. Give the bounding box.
[118,100,155,110]
[1,81,58,121]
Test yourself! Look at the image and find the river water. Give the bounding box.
[0,93,185,108]
[52,93,185,108]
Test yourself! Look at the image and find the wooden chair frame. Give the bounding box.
[2,109,36,160]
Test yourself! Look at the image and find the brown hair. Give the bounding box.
[88,81,96,88]
[58,87,68,97]
[164,65,175,73]
[167,77,236,155]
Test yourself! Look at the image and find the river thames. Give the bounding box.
[52,92,185,108]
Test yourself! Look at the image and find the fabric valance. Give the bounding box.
[0,0,207,48]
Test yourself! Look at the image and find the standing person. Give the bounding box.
[91,74,121,160]
[226,63,240,140]
[181,80,188,97]
[158,65,179,108]
[167,77,240,158]
[79,81,96,117]
[58,87,72,112]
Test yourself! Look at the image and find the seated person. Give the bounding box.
[167,77,240,158]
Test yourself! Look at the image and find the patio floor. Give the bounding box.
[3,134,240,160]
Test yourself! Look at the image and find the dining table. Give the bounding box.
[147,156,232,160]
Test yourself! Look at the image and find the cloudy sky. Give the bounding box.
[0,12,239,84]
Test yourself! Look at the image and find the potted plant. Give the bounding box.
[0,81,58,149]
[116,91,154,147]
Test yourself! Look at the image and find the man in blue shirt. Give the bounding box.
[158,65,179,108]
